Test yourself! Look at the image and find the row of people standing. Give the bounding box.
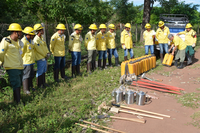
[142,21,197,69]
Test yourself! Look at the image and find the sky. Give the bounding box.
[130,0,200,11]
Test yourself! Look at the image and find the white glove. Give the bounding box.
[152,30,156,35]
[192,43,195,47]
[123,45,126,49]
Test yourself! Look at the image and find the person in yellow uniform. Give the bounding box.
[156,21,170,62]
[143,23,156,55]
[84,24,98,74]
[168,34,187,69]
[96,24,107,69]
[121,23,134,61]
[106,24,120,67]
[177,23,197,65]
[69,24,83,78]
[33,24,50,88]
[21,27,36,94]
[0,23,23,103]
[50,24,68,82]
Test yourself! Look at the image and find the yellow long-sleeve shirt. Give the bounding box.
[172,36,187,50]
[33,35,49,61]
[143,30,156,45]
[84,31,96,50]
[0,36,24,70]
[156,26,170,43]
[179,29,197,46]
[121,29,133,49]
[106,31,116,49]
[96,31,107,51]
[21,36,35,65]
[68,32,82,52]
[50,32,66,56]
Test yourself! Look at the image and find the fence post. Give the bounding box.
[198,24,199,35]
[72,23,75,32]
[120,23,122,33]
[136,24,138,43]
[41,22,46,42]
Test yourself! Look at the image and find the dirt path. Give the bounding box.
[111,49,200,133]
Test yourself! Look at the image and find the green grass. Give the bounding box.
[177,92,200,109]
[189,111,200,129]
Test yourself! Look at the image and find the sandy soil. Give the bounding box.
[111,49,200,133]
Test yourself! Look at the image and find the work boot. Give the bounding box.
[160,53,163,63]
[87,62,92,74]
[54,69,60,82]
[177,62,184,69]
[131,56,134,59]
[60,67,68,80]
[91,61,96,71]
[103,59,107,69]
[23,79,30,94]
[13,88,21,104]
[37,75,43,88]
[174,60,178,67]
[72,65,76,78]
[76,64,81,76]
[42,73,49,88]
[187,55,192,65]
[98,59,102,70]
[108,58,112,67]
[29,77,36,91]
[115,57,120,67]
[124,56,128,61]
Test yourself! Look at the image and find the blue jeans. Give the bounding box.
[54,56,65,70]
[98,50,107,60]
[71,52,81,66]
[145,45,154,55]
[159,43,168,54]
[107,48,119,59]
[36,59,47,77]
[124,49,134,58]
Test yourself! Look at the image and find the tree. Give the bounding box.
[140,0,154,42]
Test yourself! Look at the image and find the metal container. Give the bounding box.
[114,89,124,103]
[136,91,146,106]
[125,90,135,104]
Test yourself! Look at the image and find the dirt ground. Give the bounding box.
[111,49,200,133]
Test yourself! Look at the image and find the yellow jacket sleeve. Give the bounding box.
[44,42,49,54]
[178,31,186,35]
[96,34,100,50]
[0,38,8,63]
[84,34,90,48]
[68,36,74,50]
[121,32,125,44]
[50,36,56,54]
[21,42,27,58]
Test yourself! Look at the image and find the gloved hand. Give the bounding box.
[68,50,71,53]
[122,45,126,49]
[192,43,195,47]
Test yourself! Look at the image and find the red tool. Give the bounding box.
[137,80,180,92]
[131,82,182,95]
[140,78,184,91]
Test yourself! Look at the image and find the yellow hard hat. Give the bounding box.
[89,24,98,30]
[145,23,151,29]
[158,21,165,27]
[74,24,83,30]
[124,23,131,28]
[56,24,66,30]
[34,24,44,31]
[108,24,115,29]
[99,24,107,29]
[22,27,35,35]
[185,23,192,28]
[7,23,22,31]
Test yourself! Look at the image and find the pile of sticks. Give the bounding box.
[130,78,184,95]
